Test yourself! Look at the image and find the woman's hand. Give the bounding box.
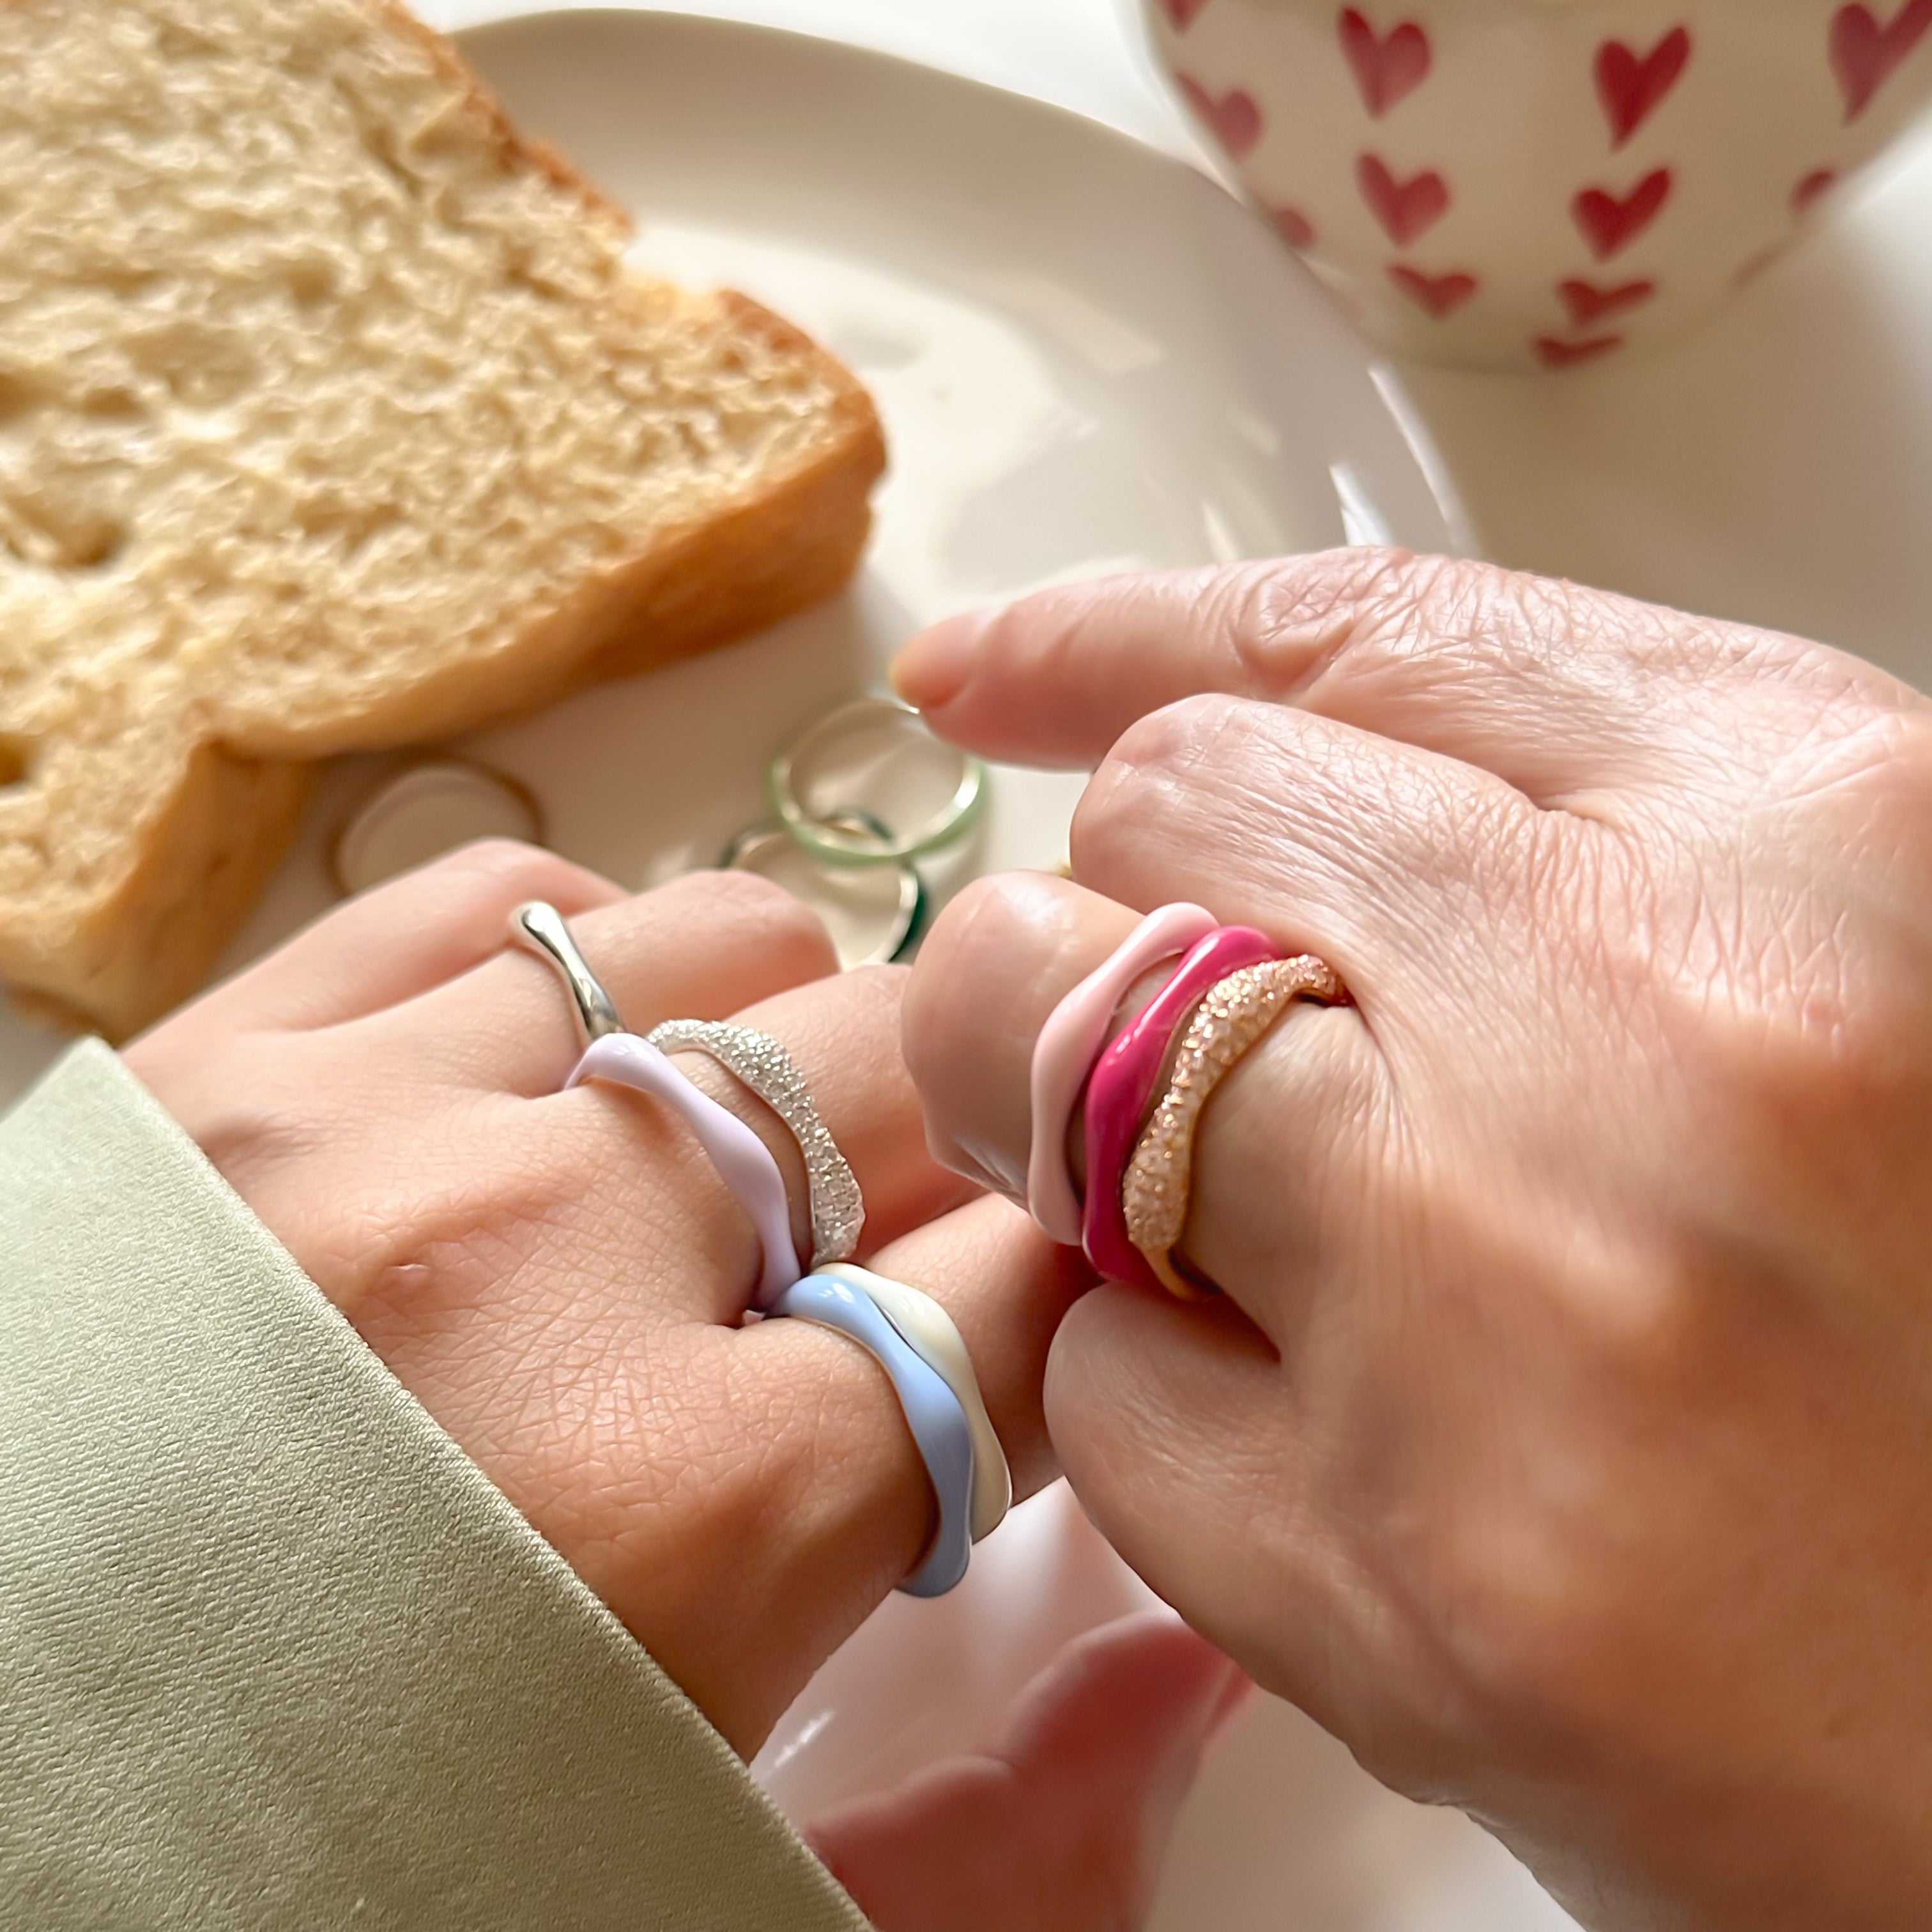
[895,550,1932,1932]
[124,841,1241,1929]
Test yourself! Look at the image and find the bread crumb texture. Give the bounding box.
[0,0,882,1035]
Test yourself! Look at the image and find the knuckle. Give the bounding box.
[1220,548,1452,690]
[684,865,839,979]
[902,871,1050,1073]
[430,835,578,901]
[1101,689,1254,781]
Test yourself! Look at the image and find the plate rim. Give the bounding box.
[454,3,1475,556]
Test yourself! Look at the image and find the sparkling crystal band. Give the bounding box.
[648,1019,865,1271]
[1123,954,1344,1298]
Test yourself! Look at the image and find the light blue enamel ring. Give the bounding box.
[767,1271,976,1598]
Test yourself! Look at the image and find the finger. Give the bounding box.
[1045,1285,1464,1791]
[398,866,841,1095]
[141,838,625,1038]
[1042,1289,1361,1731]
[903,866,1391,1347]
[894,551,1738,806]
[683,1195,1087,1746]
[362,963,977,1358]
[1070,691,1537,1016]
[808,1611,1242,1932]
[901,871,1140,1201]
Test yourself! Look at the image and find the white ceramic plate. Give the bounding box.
[0,3,1464,1109]
[0,12,1565,1928]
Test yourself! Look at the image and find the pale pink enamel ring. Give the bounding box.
[1024,902,1216,1245]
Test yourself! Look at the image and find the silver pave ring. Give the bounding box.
[647,1019,864,1269]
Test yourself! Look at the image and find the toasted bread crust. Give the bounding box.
[0,1,884,1038]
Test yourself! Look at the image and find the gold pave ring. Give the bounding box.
[1121,954,1344,1298]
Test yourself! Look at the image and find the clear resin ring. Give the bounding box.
[647,1020,864,1269]
[769,694,985,866]
[768,1272,976,1598]
[720,818,926,967]
[333,758,544,898]
[816,1261,1011,1542]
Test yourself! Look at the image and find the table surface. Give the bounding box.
[427,0,1932,698]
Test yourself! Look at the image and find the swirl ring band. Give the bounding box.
[648,1020,864,1270]
[509,903,803,1306]
[1123,954,1346,1298]
[815,1261,1011,1542]
[769,1272,976,1598]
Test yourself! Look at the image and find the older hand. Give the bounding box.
[896,550,1932,1931]
[125,841,1241,1931]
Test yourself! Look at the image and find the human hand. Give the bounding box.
[895,551,1932,1931]
[810,1609,1252,1932]
[125,840,1237,1931]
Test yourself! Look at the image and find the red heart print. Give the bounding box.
[1357,153,1450,244]
[1339,9,1432,118]
[1161,0,1213,30]
[1558,277,1655,326]
[1271,204,1317,248]
[1830,0,1932,120]
[1177,73,1265,157]
[1791,167,1838,212]
[1389,264,1477,316]
[1594,28,1692,148]
[1535,334,1623,367]
[1572,169,1672,259]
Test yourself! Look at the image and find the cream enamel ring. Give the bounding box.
[647,1019,864,1269]
[816,1261,1011,1542]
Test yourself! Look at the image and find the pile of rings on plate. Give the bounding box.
[723,693,989,965]
[330,696,988,969]
[512,717,1345,1600]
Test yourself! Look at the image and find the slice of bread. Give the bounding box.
[0,0,885,1038]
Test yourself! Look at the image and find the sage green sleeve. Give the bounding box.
[0,1039,870,1932]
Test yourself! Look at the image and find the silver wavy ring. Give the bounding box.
[510,901,624,1042]
[647,1019,864,1269]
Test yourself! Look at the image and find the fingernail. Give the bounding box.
[889,610,992,710]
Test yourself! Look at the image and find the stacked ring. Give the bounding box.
[1081,926,1277,1289]
[770,695,985,867]
[511,903,811,1308]
[767,1271,976,1598]
[647,1020,864,1271]
[568,1033,802,1308]
[1025,903,1216,1245]
[816,1261,1011,1542]
[1122,954,1344,1297]
[514,901,991,1600]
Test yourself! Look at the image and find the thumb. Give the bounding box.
[806,1609,1247,1932]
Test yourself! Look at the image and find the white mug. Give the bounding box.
[1148,0,1932,369]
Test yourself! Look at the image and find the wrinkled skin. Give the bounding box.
[895,549,1932,1931]
[126,843,1241,1931]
